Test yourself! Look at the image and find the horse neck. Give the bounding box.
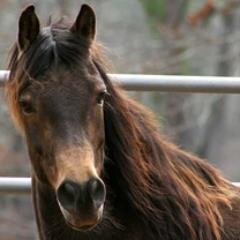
[102,92,234,240]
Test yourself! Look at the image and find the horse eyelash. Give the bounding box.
[97,90,110,105]
[19,97,35,114]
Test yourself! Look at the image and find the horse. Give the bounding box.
[6,4,240,240]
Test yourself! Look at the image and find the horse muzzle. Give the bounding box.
[56,177,106,231]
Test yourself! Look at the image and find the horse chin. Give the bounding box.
[65,219,99,232]
[59,204,104,232]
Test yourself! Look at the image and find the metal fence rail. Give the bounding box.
[0,178,238,194]
[2,70,240,93]
[0,177,31,194]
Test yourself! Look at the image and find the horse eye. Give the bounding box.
[19,95,35,114]
[97,90,108,105]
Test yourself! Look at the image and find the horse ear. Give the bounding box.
[70,4,96,42]
[18,5,40,51]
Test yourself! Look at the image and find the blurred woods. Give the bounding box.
[0,0,240,239]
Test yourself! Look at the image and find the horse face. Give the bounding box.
[22,70,106,231]
[12,5,107,231]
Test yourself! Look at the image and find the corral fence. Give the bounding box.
[0,70,240,193]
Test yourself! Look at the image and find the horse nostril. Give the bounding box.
[88,178,106,208]
[57,181,77,210]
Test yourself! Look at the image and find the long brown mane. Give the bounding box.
[95,61,237,239]
[6,17,238,240]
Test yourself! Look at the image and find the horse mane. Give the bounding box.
[6,19,238,240]
[93,61,238,239]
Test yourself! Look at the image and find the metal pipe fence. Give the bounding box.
[0,178,238,194]
[1,70,240,193]
[0,177,31,194]
[2,70,240,93]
